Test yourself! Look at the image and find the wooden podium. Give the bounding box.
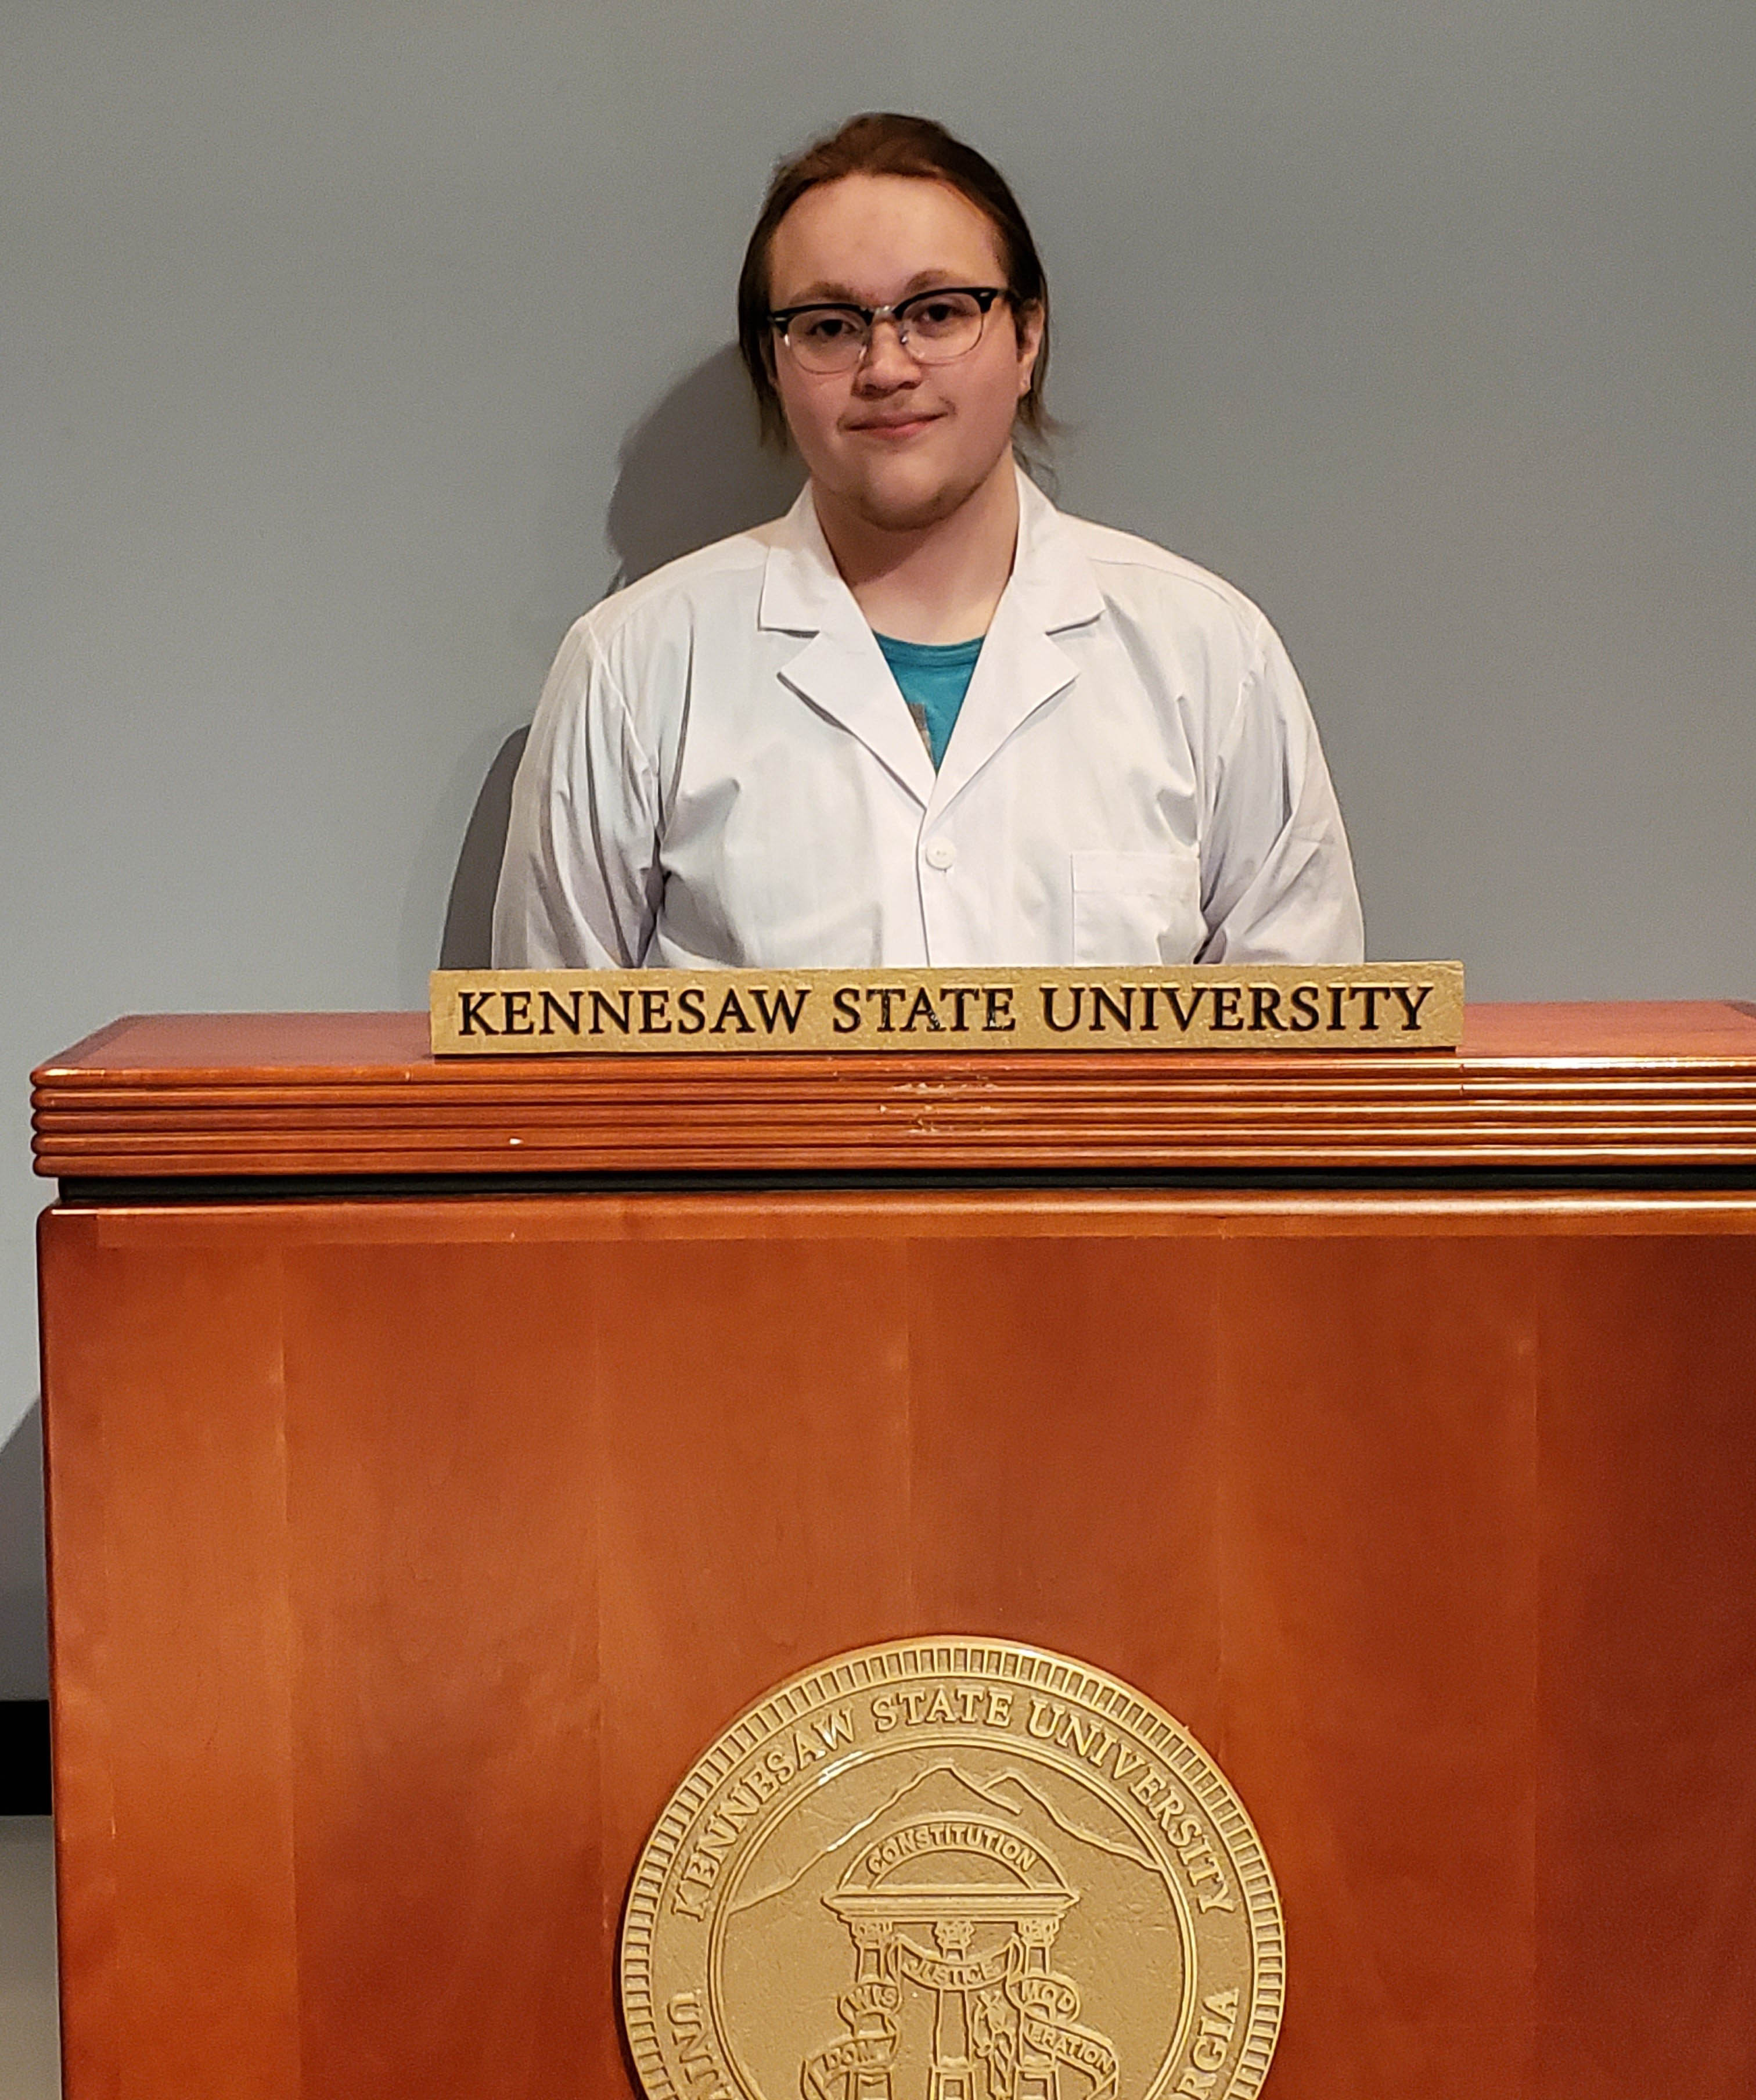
[31,1004,1756,2100]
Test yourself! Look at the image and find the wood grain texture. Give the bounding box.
[1532,1238,1756,2099]
[39,1213,302,2100]
[30,1003,1756,1181]
[39,1191,1756,2099]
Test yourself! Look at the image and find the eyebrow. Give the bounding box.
[771,270,978,308]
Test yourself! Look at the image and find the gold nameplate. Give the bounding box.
[620,1638,1284,2100]
[431,962,1462,1055]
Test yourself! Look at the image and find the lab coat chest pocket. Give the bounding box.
[1070,847,1206,965]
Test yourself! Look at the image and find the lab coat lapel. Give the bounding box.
[929,472,1106,813]
[758,491,937,806]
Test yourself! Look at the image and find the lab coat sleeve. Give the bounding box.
[1196,616,1365,965]
[491,619,664,968]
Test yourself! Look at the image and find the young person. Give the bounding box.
[493,114,1363,969]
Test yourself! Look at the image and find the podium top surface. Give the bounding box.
[31,1001,1756,1186]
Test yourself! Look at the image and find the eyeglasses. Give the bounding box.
[768,286,1010,374]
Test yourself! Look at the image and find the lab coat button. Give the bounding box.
[924,840,956,871]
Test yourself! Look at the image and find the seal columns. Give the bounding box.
[1013,1916,1063,2100]
[928,1919,974,2100]
[845,1921,899,2100]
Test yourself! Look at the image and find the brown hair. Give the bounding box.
[736,113,1051,447]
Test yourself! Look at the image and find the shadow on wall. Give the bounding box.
[438,727,530,969]
[603,344,803,590]
[0,1403,48,1700]
[439,346,803,967]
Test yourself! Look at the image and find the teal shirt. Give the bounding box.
[875,632,984,769]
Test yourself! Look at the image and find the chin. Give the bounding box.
[845,462,984,534]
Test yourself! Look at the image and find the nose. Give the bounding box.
[854,314,922,390]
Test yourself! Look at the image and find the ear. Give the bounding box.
[1012,300,1045,394]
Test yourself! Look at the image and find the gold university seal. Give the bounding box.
[620,1640,1283,2100]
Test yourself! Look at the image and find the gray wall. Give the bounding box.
[3,1,1753,1693]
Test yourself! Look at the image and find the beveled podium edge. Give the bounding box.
[30,1002,1756,1189]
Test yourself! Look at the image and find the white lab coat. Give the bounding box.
[493,470,1363,969]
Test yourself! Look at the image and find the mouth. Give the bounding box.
[845,412,943,440]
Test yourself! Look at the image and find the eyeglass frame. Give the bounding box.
[767,285,1013,369]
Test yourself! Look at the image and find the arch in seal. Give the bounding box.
[807,1818,1114,2100]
